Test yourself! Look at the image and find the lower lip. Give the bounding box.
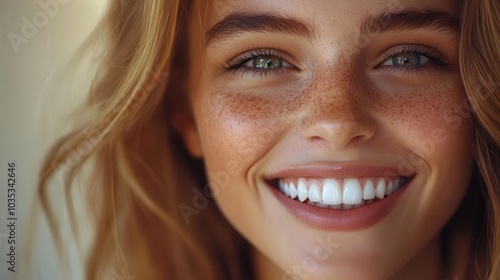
[268,179,411,231]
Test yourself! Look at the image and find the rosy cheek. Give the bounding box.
[198,89,299,165]
[372,78,473,167]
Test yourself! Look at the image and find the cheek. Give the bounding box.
[193,89,298,237]
[373,78,474,167]
[197,89,297,168]
[374,78,474,224]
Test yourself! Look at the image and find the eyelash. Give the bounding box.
[223,48,293,78]
[223,45,447,77]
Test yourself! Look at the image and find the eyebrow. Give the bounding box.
[360,10,459,35]
[205,13,315,46]
[205,10,459,46]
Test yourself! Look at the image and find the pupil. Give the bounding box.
[394,53,420,66]
[254,57,282,69]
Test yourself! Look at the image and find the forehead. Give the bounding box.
[196,0,458,34]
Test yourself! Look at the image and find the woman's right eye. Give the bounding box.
[224,49,295,78]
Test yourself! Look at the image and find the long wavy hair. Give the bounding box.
[35,0,499,279]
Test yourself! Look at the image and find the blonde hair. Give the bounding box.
[38,0,248,279]
[460,0,500,278]
[36,0,499,279]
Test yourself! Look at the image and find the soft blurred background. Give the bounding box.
[0,1,107,279]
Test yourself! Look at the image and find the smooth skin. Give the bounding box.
[175,0,475,279]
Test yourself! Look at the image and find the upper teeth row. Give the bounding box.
[279,177,405,206]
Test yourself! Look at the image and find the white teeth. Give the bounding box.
[308,182,321,202]
[375,179,386,199]
[297,179,308,202]
[284,183,290,196]
[385,181,394,196]
[322,179,342,205]
[343,179,363,205]
[278,176,407,208]
[289,182,298,199]
[363,180,376,200]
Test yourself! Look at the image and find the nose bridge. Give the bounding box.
[312,53,363,110]
[298,65,375,149]
[314,80,361,121]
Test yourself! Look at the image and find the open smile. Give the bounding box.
[278,177,408,210]
[265,165,415,230]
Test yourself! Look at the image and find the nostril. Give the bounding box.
[309,136,333,148]
[299,111,377,150]
[351,135,367,144]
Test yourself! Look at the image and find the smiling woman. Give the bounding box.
[37,0,500,279]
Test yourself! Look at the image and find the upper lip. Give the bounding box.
[264,163,416,181]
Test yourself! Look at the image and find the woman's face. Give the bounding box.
[179,0,474,278]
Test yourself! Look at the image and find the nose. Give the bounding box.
[298,88,376,150]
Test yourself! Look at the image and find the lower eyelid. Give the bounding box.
[377,63,443,76]
[233,59,295,78]
[237,67,287,79]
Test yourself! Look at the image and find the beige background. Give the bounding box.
[1,1,106,279]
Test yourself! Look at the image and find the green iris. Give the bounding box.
[391,52,421,66]
[253,57,283,69]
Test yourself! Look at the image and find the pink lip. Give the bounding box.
[265,164,415,231]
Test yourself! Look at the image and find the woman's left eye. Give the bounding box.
[381,52,430,67]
